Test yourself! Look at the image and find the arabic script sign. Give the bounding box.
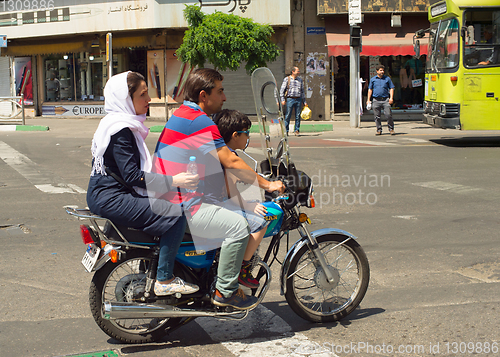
[199,0,252,13]
[1,0,289,39]
[318,0,439,14]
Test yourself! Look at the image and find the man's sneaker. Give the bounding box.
[375,131,382,136]
[390,130,395,135]
[238,262,260,289]
[154,277,199,296]
[212,288,258,310]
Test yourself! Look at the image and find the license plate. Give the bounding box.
[82,244,101,272]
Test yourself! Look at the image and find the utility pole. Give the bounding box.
[348,0,362,128]
[106,33,112,80]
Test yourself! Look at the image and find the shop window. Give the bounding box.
[44,52,124,102]
[44,54,77,102]
[378,55,426,110]
[334,54,427,113]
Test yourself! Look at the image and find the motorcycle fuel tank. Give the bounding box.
[262,201,284,238]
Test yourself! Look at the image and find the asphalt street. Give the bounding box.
[1,118,500,357]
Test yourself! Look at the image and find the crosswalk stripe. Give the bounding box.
[412,181,483,194]
[412,181,500,201]
[324,138,397,146]
[0,141,86,194]
[196,305,339,356]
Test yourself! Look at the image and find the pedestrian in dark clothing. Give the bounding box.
[86,71,199,296]
[367,64,396,135]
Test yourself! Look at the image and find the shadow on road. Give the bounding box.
[430,136,500,147]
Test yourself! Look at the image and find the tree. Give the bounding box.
[176,5,280,74]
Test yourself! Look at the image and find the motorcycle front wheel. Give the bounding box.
[89,250,185,344]
[284,234,369,323]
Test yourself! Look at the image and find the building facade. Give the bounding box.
[0,0,290,118]
[316,0,438,118]
[1,0,438,120]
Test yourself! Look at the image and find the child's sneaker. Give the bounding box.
[238,261,260,289]
[154,277,199,296]
[211,288,258,310]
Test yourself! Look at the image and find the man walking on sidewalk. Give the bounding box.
[280,66,306,136]
[367,64,395,135]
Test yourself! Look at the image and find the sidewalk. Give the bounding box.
[0,111,425,133]
[0,116,441,137]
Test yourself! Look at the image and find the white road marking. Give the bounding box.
[412,181,483,194]
[324,138,397,146]
[412,181,500,201]
[404,137,429,143]
[392,215,418,220]
[196,305,339,356]
[0,141,86,194]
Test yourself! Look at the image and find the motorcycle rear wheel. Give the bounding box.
[89,250,185,343]
[284,234,369,323]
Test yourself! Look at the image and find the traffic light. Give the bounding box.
[350,26,362,47]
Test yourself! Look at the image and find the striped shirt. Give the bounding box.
[279,75,306,102]
[152,101,227,215]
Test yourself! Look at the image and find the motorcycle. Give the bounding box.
[65,67,370,344]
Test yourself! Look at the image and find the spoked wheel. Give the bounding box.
[284,234,370,322]
[89,251,185,343]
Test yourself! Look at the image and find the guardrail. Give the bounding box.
[0,95,25,125]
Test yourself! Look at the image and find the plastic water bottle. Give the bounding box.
[186,156,197,193]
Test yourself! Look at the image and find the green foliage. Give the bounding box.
[176,5,280,74]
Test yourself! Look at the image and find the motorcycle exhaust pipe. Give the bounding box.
[103,301,246,319]
[103,260,272,320]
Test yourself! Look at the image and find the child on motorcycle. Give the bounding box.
[213,109,269,289]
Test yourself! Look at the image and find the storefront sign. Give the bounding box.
[307,27,326,35]
[147,50,165,103]
[14,57,33,105]
[348,0,361,25]
[0,35,6,47]
[318,0,438,14]
[42,104,106,117]
[2,0,291,39]
[412,79,423,88]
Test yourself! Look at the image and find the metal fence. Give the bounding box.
[0,95,25,125]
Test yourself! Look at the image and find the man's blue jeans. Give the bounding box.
[285,97,303,133]
[157,217,187,281]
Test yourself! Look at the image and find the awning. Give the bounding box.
[99,33,157,50]
[1,32,158,57]
[326,14,429,57]
[1,38,92,56]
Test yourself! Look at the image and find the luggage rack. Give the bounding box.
[64,206,156,249]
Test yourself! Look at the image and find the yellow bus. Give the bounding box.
[415,0,500,130]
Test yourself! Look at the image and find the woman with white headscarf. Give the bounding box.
[87,71,199,296]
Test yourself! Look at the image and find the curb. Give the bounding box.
[0,125,49,131]
[248,123,334,133]
[150,123,334,134]
[150,125,164,133]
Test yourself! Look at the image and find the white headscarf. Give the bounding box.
[90,71,152,177]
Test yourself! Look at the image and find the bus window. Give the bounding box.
[427,18,460,72]
[464,10,500,67]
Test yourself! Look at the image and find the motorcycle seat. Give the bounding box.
[103,221,158,245]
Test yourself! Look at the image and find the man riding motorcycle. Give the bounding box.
[152,68,284,310]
